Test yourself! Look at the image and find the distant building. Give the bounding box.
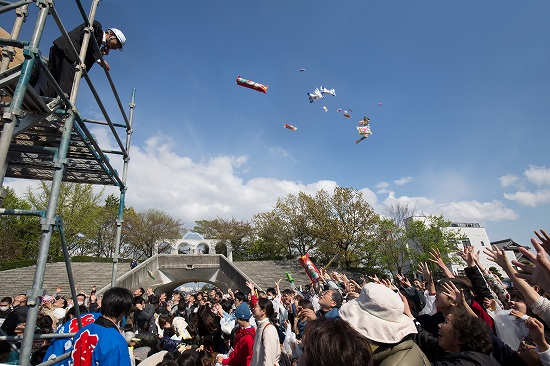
[489,238,531,263]
[404,216,522,280]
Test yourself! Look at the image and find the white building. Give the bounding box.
[443,222,517,278]
[405,216,518,280]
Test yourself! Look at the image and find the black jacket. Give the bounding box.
[52,20,104,71]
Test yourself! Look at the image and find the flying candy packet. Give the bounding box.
[358,116,370,126]
[236,75,268,93]
[357,125,372,135]
[319,86,336,96]
[307,88,324,103]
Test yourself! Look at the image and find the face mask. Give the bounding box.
[267,296,273,300]
[0,306,9,312]
[77,301,84,306]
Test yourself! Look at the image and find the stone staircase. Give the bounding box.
[0,259,322,298]
[233,260,313,291]
[0,262,131,298]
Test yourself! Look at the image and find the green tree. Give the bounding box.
[404,215,465,271]
[193,217,254,260]
[375,217,411,275]
[251,211,289,259]
[377,201,418,275]
[253,192,318,259]
[305,187,380,270]
[122,207,185,259]
[0,187,41,261]
[25,182,104,256]
[85,194,120,258]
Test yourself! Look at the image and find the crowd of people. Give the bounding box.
[0,228,549,366]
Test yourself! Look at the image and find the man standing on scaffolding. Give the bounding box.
[45,20,126,98]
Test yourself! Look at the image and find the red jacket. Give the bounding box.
[222,326,256,366]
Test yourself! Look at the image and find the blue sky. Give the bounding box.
[3,1,550,246]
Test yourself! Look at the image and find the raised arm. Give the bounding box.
[418,262,436,295]
[484,244,539,305]
[429,248,455,279]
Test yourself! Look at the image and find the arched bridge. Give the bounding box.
[98,254,257,295]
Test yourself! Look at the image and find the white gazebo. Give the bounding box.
[154,232,233,261]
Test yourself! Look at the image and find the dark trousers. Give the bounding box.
[46,45,76,98]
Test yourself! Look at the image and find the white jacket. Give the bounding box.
[250,317,280,366]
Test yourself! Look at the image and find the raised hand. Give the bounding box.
[429,249,455,278]
[368,274,381,284]
[513,238,550,294]
[381,278,397,291]
[483,297,496,312]
[462,247,476,267]
[417,262,432,281]
[441,281,460,306]
[395,273,411,287]
[472,249,486,272]
[429,248,446,268]
[297,308,317,321]
[483,245,512,272]
[534,229,550,256]
[245,280,255,293]
[349,279,362,293]
[510,309,527,319]
[525,316,550,352]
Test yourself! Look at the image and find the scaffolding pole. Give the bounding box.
[112,88,135,287]
[0,3,28,73]
[0,1,48,200]
[0,0,134,364]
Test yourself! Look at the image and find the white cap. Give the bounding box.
[108,28,126,50]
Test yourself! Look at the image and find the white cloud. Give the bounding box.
[504,190,550,208]
[394,176,412,185]
[437,200,518,221]
[381,191,435,210]
[99,136,339,225]
[525,166,550,187]
[3,135,521,231]
[359,188,378,207]
[499,174,519,187]
[379,191,517,222]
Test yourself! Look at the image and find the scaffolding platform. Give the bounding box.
[0,0,135,363]
[0,63,121,186]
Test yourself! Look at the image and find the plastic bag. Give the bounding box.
[493,310,529,351]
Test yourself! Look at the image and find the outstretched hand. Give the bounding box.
[417,262,432,281]
[483,245,512,271]
[381,278,398,291]
[513,238,550,294]
[395,273,412,287]
[534,229,550,256]
[368,274,381,284]
[525,316,549,352]
[245,280,255,293]
[429,248,446,268]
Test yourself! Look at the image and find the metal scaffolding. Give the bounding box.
[0,0,134,364]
